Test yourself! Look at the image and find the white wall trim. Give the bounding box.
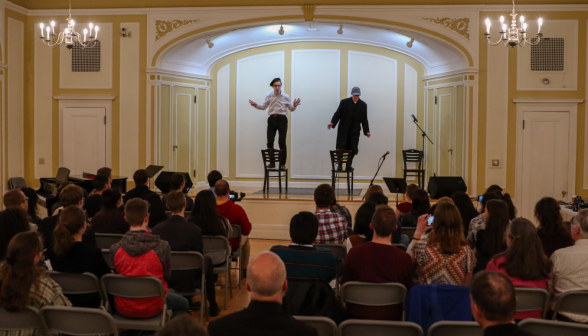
[146,67,212,81]
[422,68,478,81]
[216,64,231,176]
[54,95,116,100]
[513,98,584,104]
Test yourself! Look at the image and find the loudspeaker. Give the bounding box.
[427,176,467,199]
[154,171,193,194]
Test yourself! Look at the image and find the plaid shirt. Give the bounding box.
[314,209,348,244]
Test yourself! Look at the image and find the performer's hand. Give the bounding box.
[328,123,333,130]
[249,100,257,107]
[366,132,371,138]
[293,98,301,107]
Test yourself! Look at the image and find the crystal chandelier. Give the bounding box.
[484,0,543,47]
[38,0,99,50]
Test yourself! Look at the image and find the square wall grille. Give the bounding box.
[531,38,564,72]
[71,41,101,72]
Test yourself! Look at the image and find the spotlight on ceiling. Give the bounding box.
[278,24,285,35]
[337,24,343,35]
[406,38,415,48]
[206,38,214,48]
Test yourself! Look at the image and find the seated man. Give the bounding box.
[110,198,189,319]
[208,252,319,336]
[207,170,223,201]
[271,212,337,283]
[97,167,113,185]
[84,174,110,218]
[152,190,220,316]
[215,179,252,277]
[3,189,37,231]
[471,271,535,336]
[161,173,194,212]
[123,169,156,204]
[313,184,347,244]
[342,204,414,320]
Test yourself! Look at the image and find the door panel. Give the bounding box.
[175,89,193,173]
[438,92,453,176]
[63,107,106,176]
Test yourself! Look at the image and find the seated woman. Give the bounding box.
[145,192,168,229]
[486,218,552,320]
[451,191,479,237]
[535,197,574,257]
[47,206,111,308]
[364,185,383,203]
[474,199,509,272]
[346,201,376,251]
[0,231,71,336]
[0,208,31,261]
[400,189,431,228]
[21,187,43,226]
[91,189,129,234]
[412,202,476,285]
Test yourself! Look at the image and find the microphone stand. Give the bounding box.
[412,117,433,188]
[362,155,387,200]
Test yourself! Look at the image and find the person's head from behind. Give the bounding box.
[246,251,287,302]
[486,185,503,195]
[411,189,431,216]
[364,185,383,202]
[429,202,466,254]
[145,193,167,220]
[93,174,110,193]
[368,192,388,205]
[405,184,419,201]
[125,198,149,229]
[60,185,84,207]
[3,189,27,211]
[354,201,377,239]
[571,209,588,241]
[0,208,30,260]
[166,190,186,214]
[314,184,335,209]
[371,204,397,239]
[191,190,220,233]
[470,271,516,327]
[169,173,185,192]
[97,167,113,184]
[290,212,319,245]
[451,191,475,212]
[214,179,230,198]
[155,315,208,336]
[133,169,149,187]
[0,231,44,312]
[480,192,501,213]
[482,200,509,254]
[502,218,552,280]
[20,187,39,218]
[54,206,87,256]
[207,170,223,188]
[535,197,565,235]
[101,189,122,210]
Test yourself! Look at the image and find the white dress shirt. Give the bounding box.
[549,239,588,322]
[255,91,297,115]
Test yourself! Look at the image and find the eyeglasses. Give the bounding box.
[273,84,282,88]
[22,197,28,203]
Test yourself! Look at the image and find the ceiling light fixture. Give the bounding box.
[307,22,317,32]
[484,0,543,48]
[206,38,214,48]
[337,24,343,35]
[406,38,415,48]
[38,0,99,50]
[278,24,285,35]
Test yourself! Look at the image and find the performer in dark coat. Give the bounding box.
[328,87,370,171]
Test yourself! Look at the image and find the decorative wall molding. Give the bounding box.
[155,19,200,41]
[53,94,116,100]
[301,4,316,21]
[422,18,470,40]
[146,67,212,81]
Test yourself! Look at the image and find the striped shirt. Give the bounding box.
[270,244,337,282]
[313,209,348,244]
[255,91,297,116]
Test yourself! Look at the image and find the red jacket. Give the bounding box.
[217,201,252,250]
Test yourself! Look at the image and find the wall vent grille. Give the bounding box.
[531,38,564,72]
[71,41,101,72]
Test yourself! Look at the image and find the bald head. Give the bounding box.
[247,252,286,297]
[214,179,230,197]
[4,189,26,209]
[471,271,516,323]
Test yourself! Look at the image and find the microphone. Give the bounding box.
[382,151,390,158]
[411,114,418,123]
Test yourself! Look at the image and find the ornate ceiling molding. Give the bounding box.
[301,4,316,21]
[422,18,470,40]
[155,19,200,41]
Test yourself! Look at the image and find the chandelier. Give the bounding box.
[484,0,543,47]
[38,0,99,50]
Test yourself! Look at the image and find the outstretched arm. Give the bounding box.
[286,98,301,112]
[251,95,270,110]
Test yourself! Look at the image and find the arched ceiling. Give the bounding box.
[160,22,467,76]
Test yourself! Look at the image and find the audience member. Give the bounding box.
[216,179,252,276]
[207,170,223,201]
[467,191,502,245]
[0,232,71,327]
[20,187,42,225]
[122,169,156,204]
[364,185,383,202]
[536,197,574,257]
[342,205,414,320]
[475,200,509,271]
[313,184,347,244]
[0,208,30,260]
[368,192,388,205]
[412,202,476,285]
[84,174,110,218]
[189,190,232,238]
[3,189,37,231]
[49,181,73,215]
[400,189,431,228]
[145,192,169,229]
[110,198,189,319]
[451,191,479,236]
[330,196,352,229]
[156,314,209,336]
[90,189,129,234]
[346,201,376,250]
[471,271,536,336]
[161,173,194,211]
[208,252,319,336]
[395,183,419,218]
[486,218,552,320]
[153,190,220,316]
[47,206,111,308]
[97,167,113,185]
[549,208,588,323]
[39,185,96,250]
[270,212,337,283]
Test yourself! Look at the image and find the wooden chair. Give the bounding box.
[402,150,425,188]
[330,150,354,195]
[261,149,288,194]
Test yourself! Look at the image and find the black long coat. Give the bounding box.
[330,97,370,155]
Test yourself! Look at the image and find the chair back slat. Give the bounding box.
[401,227,416,240]
[339,320,423,336]
[329,150,352,170]
[294,316,338,336]
[553,290,588,317]
[41,306,119,336]
[48,271,104,305]
[229,224,242,240]
[0,307,43,331]
[203,235,231,266]
[515,288,549,316]
[95,233,124,250]
[8,177,27,190]
[427,321,483,336]
[520,319,588,336]
[261,149,282,163]
[313,244,347,262]
[341,282,406,307]
[170,251,205,272]
[101,274,165,300]
[402,150,424,170]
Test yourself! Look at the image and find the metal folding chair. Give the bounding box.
[294,316,337,336]
[427,321,483,336]
[341,282,407,321]
[520,318,588,336]
[8,177,27,190]
[203,235,232,310]
[40,306,119,336]
[393,244,408,252]
[0,307,43,335]
[95,233,124,250]
[339,319,423,336]
[102,249,115,269]
[515,287,549,319]
[401,227,416,240]
[229,225,243,290]
[48,271,106,310]
[169,251,207,322]
[552,290,588,320]
[314,243,346,296]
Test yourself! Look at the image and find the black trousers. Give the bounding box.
[267,115,288,165]
[195,255,217,307]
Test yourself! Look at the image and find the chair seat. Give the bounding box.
[111,313,164,330]
[213,265,227,274]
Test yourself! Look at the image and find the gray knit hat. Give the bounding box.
[351,87,361,96]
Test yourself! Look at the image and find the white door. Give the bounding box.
[63,107,106,176]
[520,111,570,220]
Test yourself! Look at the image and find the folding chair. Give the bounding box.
[401,227,416,240]
[170,251,207,322]
[0,307,43,334]
[515,287,549,319]
[229,224,243,290]
[314,243,346,296]
[48,271,106,310]
[8,177,27,190]
[520,318,588,336]
[552,290,588,320]
[95,233,124,250]
[341,282,407,321]
[393,244,408,252]
[203,235,232,310]
[40,306,119,336]
[294,316,337,336]
[102,249,115,269]
[427,321,483,336]
[339,319,423,336]
[101,274,167,330]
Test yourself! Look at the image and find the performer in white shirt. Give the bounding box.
[249,78,301,169]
